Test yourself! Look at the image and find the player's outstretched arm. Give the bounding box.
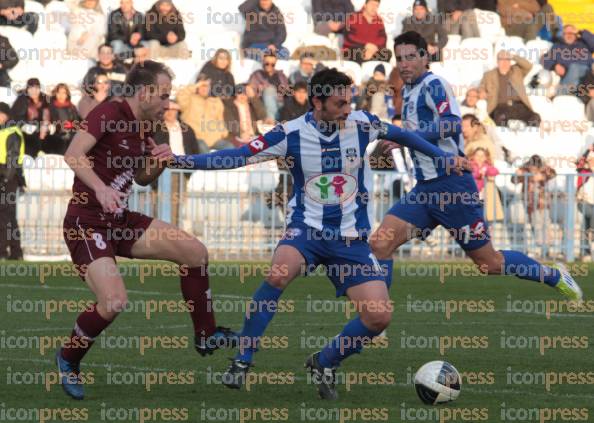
[170,144,254,171]
[381,123,448,158]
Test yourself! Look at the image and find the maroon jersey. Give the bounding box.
[67,99,148,216]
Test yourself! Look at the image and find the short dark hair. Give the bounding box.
[293,81,308,92]
[123,60,173,97]
[393,31,428,56]
[98,43,113,54]
[308,68,352,107]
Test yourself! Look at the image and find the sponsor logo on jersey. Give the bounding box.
[305,173,357,205]
[437,100,450,115]
[248,136,268,154]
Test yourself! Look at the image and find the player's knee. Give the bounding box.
[370,237,392,260]
[265,274,289,290]
[102,291,128,315]
[362,310,392,332]
[473,252,504,275]
[182,238,209,268]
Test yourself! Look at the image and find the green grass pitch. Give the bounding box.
[0,261,592,422]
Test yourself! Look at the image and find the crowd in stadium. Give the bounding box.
[0,0,593,261]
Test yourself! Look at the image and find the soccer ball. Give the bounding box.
[414,361,461,405]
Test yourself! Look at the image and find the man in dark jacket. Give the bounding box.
[543,25,594,96]
[107,0,145,60]
[152,101,205,225]
[279,81,309,121]
[311,0,354,37]
[437,0,479,38]
[0,34,18,88]
[224,83,266,144]
[0,102,24,260]
[402,0,448,62]
[0,0,38,34]
[144,0,189,59]
[82,44,128,97]
[239,0,289,61]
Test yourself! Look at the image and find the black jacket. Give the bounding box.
[279,97,309,122]
[401,15,448,60]
[311,0,354,26]
[144,3,185,45]
[153,120,201,156]
[45,101,80,154]
[0,35,17,88]
[0,12,38,34]
[198,61,235,99]
[0,127,22,183]
[82,63,128,97]
[239,0,286,48]
[224,97,266,140]
[107,8,145,45]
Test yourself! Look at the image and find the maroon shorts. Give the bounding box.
[63,208,153,279]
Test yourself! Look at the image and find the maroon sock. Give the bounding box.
[61,304,113,363]
[181,266,216,340]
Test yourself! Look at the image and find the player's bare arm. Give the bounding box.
[134,137,173,186]
[64,130,126,214]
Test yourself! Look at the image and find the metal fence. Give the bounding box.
[14,157,594,262]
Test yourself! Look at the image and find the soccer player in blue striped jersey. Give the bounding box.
[169,68,469,399]
[370,31,583,302]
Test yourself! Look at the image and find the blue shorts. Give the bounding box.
[388,172,490,251]
[277,223,385,297]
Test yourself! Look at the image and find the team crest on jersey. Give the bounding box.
[305,173,357,205]
[346,148,357,162]
[282,227,302,240]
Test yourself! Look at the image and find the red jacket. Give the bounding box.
[343,10,387,50]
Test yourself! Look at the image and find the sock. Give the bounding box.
[235,281,283,363]
[61,303,112,363]
[181,266,216,341]
[378,258,394,290]
[318,316,382,368]
[500,250,560,287]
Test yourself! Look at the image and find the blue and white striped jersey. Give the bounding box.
[401,71,464,181]
[245,110,383,238]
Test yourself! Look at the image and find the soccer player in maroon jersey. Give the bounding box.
[56,61,237,400]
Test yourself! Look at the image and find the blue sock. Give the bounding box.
[318,316,382,368]
[235,281,283,363]
[378,258,394,290]
[500,250,560,287]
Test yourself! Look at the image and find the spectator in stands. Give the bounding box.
[535,0,561,42]
[0,101,24,260]
[479,51,541,127]
[543,25,594,96]
[107,0,145,60]
[311,0,354,37]
[82,44,127,97]
[460,87,490,124]
[0,35,18,88]
[239,0,289,61]
[343,0,392,64]
[11,78,49,157]
[402,0,448,62]
[248,52,289,122]
[279,81,309,121]
[78,71,110,118]
[497,0,541,41]
[45,83,79,155]
[512,155,556,257]
[154,101,207,155]
[577,147,594,259]
[462,114,503,160]
[437,0,480,39]
[177,76,230,150]
[144,0,189,59]
[199,49,236,100]
[289,52,324,85]
[474,0,495,11]
[225,83,266,144]
[469,147,503,222]
[357,64,389,120]
[0,0,38,34]
[388,66,404,119]
[67,0,106,60]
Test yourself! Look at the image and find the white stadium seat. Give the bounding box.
[551,95,587,125]
[493,36,526,57]
[323,60,362,86]
[475,9,504,41]
[232,58,262,84]
[44,0,71,33]
[457,37,495,67]
[24,0,45,15]
[526,38,553,65]
[528,95,554,122]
